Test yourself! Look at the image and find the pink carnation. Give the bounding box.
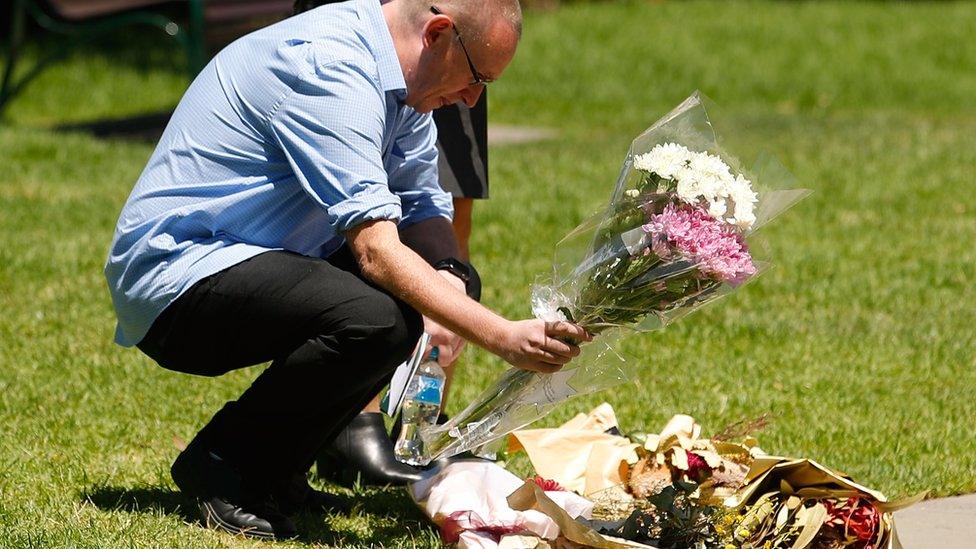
[643,204,756,285]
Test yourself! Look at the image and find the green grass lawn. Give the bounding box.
[2,1,975,547]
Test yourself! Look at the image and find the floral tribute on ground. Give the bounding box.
[413,92,811,465]
[498,404,924,549]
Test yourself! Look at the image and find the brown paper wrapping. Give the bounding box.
[509,403,639,496]
[507,482,655,549]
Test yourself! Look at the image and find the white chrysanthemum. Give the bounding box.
[675,171,703,203]
[737,201,757,221]
[634,143,694,180]
[637,143,758,230]
[723,174,758,229]
[698,174,726,203]
[730,209,757,231]
[708,199,728,218]
[729,174,758,204]
[687,152,735,188]
[633,154,654,172]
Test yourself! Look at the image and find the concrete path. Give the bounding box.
[488,124,557,145]
[894,494,976,548]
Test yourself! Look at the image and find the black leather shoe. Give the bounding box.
[316,412,424,487]
[198,495,297,540]
[272,473,350,515]
[171,440,297,540]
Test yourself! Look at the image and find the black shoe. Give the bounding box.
[316,412,424,487]
[271,473,350,515]
[198,495,297,540]
[171,440,297,540]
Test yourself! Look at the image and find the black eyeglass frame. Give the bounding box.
[430,6,493,87]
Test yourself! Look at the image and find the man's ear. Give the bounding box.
[422,14,454,49]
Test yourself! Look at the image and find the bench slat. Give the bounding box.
[46,0,179,22]
[203,1,294,23]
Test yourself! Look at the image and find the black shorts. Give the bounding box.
[434,93,489,200]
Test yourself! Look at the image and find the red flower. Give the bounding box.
[824,497,881,548]
[684,451,712,481]
[530,475,565,492]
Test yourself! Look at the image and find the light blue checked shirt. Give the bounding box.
[105,0,453,347]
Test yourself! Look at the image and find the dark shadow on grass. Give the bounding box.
[54,110,173,143]
[2,25,185,131]
[351,486,430,521]
[82,483,439,545]
[82,485,198,524]
[3,17,189,76]
[294,485,438,546]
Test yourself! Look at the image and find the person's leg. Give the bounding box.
[140,250,422,536]
[452,197,475,261]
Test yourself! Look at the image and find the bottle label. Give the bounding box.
[414,375,444,405]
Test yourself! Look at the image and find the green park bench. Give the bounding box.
[0,0,295,115]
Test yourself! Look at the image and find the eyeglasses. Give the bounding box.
[430,6,493,87]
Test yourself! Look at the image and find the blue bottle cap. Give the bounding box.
[429,347,439,361]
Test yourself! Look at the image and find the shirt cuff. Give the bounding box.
[328,185,403,233]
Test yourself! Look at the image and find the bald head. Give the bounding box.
[383,0,522,113]
[297,0,522,39]
[398,0,522,43]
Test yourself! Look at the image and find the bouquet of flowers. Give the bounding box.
[412,92,810,465]
[504,407,923,549]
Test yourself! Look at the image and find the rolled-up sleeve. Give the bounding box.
[269,57,401,234]
[388,109,454,228]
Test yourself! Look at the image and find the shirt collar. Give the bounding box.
[358,0,407,99]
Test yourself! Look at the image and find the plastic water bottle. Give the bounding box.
[394,348,445,465]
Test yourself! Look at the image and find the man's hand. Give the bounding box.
[491,320,592,373]
[423,316,465,366]
[346,220,591,374]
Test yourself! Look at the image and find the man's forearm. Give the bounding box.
[347,219,506,354]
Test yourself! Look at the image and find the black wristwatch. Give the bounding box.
[434,257,482,301]
[433,257,471,286]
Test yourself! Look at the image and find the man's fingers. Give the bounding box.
[546,321,592,342]
[453,337,466,356]
[542,337,580,358]
[439,338,465,366]
[437,345,454,366]
[535,348,572,365]
[445,338,465,366]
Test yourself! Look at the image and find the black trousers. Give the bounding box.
[138,249,423,489]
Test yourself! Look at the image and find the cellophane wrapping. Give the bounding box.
[413,91,810,465]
